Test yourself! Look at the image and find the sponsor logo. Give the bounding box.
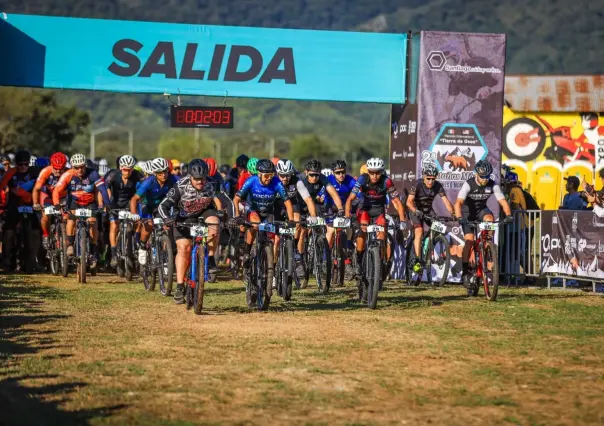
[426,51,447,71]
[426,51,502,73]
[599,241,604,254]
[108,40,296,84]
[408,171,416,181]
[392,121,417,139]
[392,151,403,160]
[598,137,604,164]
[572,213,578,232]
[593,215,604,227]
[552,214,558,225]
[542,235,562,252]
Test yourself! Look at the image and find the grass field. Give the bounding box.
[1,273,604,425]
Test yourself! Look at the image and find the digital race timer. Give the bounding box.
[170,106,234,129]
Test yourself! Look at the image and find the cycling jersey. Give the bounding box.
[225,168,239,198]
[207,173,225,193]
[237,170,252,191]
[105,169,145,209]
[457,176,505,215]
[53,167,110,208]
[352,173,399,210]
[237,175,288,214]
[275,174,310,210]
[409,179,446,213]
[297,175,333,214]
[326,174,356,207]
[136,174,178,210]
[0,167,40,206]
[158,176,216,221]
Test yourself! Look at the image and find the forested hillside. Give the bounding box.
[2,0,601,165]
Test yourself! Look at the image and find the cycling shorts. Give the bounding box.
[69,200,97,212]
[141,205,159,220]
[173,209,220,241]
[410,210,435,229]
[247,210,274,224]
[356,205,386,226]
[461,205,493,234]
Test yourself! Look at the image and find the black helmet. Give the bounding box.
[331,160,347,171]
[181,163,189,176]
[256,159,275,174]
[219,164,230,175]
[422,163,438,177]
[305,159,322,173]
[86,159,98,171]
[236,154,249,168]
[474,160,493,177]
[189,159,209,179]
[15,150,31,164]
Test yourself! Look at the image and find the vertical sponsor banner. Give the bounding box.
[416,31,506,282]
[389,103,418,279]
[597,136,604,190]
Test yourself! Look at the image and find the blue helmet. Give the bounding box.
[35,157,50,169]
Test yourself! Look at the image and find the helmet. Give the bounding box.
[150,157,169,173]
[50,152,68,170]
[171,159,181,169]
[181,163,189,176]
[422,163,438,177]
[474,160,493,177]
[276,159,294,176]
[204,158,217,177]
[70,153,87,167]
[366,158,384,171]
[331,160,347,171]
[304,159,322,173]
[189,159,209,179]
[98,158,109,175]
[219,164,231,175]
[15,150,31,164]
[119,155,136,168]
[321,168,333,177]
[256,159,276,174]
[35,157,50,169]
[247,157,259,175]
[236,154,249,168]
[0,155,8,163]
[139,161,152,175]
[360,164,369,175]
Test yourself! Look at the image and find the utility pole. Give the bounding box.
[128,130,134,156]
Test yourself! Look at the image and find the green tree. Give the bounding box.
[157,131,217,161]
[289,134,335,167]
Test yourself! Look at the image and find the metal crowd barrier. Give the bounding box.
[499,209,603,292]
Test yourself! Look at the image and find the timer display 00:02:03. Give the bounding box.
[170,106,234,129]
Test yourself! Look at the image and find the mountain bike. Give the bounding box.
[466,219,503,301]
[304,216,331,294]
[5,205,37,273]
[242,220,274,311]
[141,217,174,296]
[68,207,100,284]
[330,216,351,287]
[405,214,452,287]
[179,218,212,315]
[274,221,296,301]
[43,205,66,276]
[112,209,137,281]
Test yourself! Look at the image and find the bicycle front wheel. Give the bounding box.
[257,244,274,311]
[366,246,382,309]
[194,245,206,315]
[77,227,87,284]
[158,234,174,296]
[283,238,294,301]
[482,241,499,301]
[432,234,450,287]
[315,235,331,294]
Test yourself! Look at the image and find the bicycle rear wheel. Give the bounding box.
[366,246,381,309]
[194,245,206,315]
[77,227,87,284]
[482,241,499,301]
[158,234,174,296]
[333,231,346,287]
[257,244,273,311]
[315,235,331,294]
[432,234,450,287]
[124,227,134,281]
[282,238,294,301]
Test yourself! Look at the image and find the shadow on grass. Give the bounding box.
[0,276,128,425]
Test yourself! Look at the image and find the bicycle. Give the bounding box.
[67,207,101,284]
[112,209,137,282]
[10,205,38,274]
[241,219,274,311]
[273,221,296,301]
[405,214,452,287]
[303,216,331,294]
[43,205,66,276]
[330,216,352,287]
[466,219,503,301]
[141,216,174,297]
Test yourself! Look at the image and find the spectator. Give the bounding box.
[586,189,604,218]
[560,176,587,210]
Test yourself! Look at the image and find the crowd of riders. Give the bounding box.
[0,148,513,305]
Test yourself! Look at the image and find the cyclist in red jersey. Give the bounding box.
[33,152,69,248]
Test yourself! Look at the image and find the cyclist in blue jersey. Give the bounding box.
[232,159,294,269]
[129,158,178,265]
[324,160,357,247]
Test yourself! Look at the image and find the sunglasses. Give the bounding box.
[478,174,490,180]
[308,173,321,178]
[74,165,86,170]
[174,167,181,171]
[425,177,436,181]
[260,172,275,179]
[17,162,28,167]
[334,170,345,175]
[191,176,206,182]
[368,171,381,176]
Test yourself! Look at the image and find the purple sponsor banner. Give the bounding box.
[389,103,418,201]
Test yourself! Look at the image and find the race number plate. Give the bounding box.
[118,211,132,220]
[479,222,498,231]
[430,221,447,233]
[307,217,326,227]
[333,217,351,228]
[153,218,164,225]
[75,208,92,217]
[259,223,276,233]
[190,225,208,237]
[18,206,33,214]
[367,224,384,233]
[44,206,60,215]
[279,227,295,235]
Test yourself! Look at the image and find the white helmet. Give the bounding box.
[321,168,333,177]
[366,157,384,171]
[71,153,87,167]
[150,157,169,173]
[29,155,37,167]
[276,159,294,176]
[119,155,136,168]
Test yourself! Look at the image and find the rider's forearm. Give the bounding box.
[130,196,139,214]
[285,200,294,221]
[32,187,41,205]
[233,196,241,217]
[304,197,317,217]
[328,187,343,210]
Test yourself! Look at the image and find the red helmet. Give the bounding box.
[204,157,217,177]
[50,152,67,170]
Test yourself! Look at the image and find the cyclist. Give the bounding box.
[239,157,257,189]
[32,152,69,249]
[104,155,145,268]
[225,154,248,198]
[0,155,10,171]
[52,153,110,267]
[324,160,357,248]
[345,158,406,277]
[158,159,224,304]
[204,157,226,193]
[454,160,513,290]
[171,159,182,177]
[130,158,178,265]
[406,162,455,272]
[0,150,41,270]
[232,159,294,273]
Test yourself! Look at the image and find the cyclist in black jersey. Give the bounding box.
[454,160,513,287]
[104,155,145,268]
[406,163,455,271]
[274,159,316,222]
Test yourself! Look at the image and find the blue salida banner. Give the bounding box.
[0,13,407,103]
